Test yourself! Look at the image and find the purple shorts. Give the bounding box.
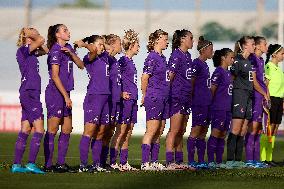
[251,96,264,123]
[144,96,169,121]
[119,99,138,124]
[45,87,72,119]
[211,110,232,132]
[110,101,121,124]
[169,97,191,117]
[192,105,211,127]
[19,90,43,124]
[83,94,110,125]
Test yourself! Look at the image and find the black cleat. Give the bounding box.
[54,163,77,173]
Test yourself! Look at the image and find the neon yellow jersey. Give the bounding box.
[265,61,284,98]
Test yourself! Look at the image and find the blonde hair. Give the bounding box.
[147,29,168,52]
[104,34,120,45]
[122,29,139,51]
[17,28,26,47]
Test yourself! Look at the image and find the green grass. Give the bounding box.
[1,133,284,189]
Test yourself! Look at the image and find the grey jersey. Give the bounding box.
[230,54,253,91]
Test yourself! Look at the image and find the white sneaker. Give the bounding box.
[121,162,138,171]
[110,163,124,172]
[151,162,166,171]
[141,162,156,171]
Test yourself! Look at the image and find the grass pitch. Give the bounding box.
[1,133,284,189]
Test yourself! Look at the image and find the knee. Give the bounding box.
[21,127,32,135]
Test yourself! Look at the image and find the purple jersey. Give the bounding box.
[109,53,122,102]
[47,43,75,92]
[143,51,170,99]
[119,55,138,100]
[16,45,41,92]
[192,58,212,106]
[83,53,110,95]
[169,48,193,100]
[249,53,267,98]
[211,66,233,111]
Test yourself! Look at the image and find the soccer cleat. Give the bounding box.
[43,165,54,173]
[165,163,183,171]
[25,163,45,174]
[234,161,247,169]
[176,163,194,170]
[54,163,77,173]
[245,160,255,168]
[151,162,166,171]
[94,165,110,173]
[141,162,155,171]
[120,162,139,171]
[219,161,237,169]
[196,162,208,169]
[110,163,125,172]
[11,164,27,173]
[78,164,89,173]
[208,162,217,169]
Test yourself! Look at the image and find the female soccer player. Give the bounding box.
[223,36,255,169]
[100,34,122,170]
[12,27,48,174]
[261,44,284,166]
[207,48,234,169]
[187,36,213,169]
[141,29,170,171]
[74,35,110,173]
[245,36,268,168]
[43,24,84,173]
[109,29,140,171]
[165,29,194,169]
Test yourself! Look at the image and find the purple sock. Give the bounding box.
[187,137,196,163]
[175,151,183,164]
[14,132,29,164]
[207,136,218,163]
[91,139,103,166]
[245,133,255,161]
[44,132,55,167]
[110,147,118,165]
[254,134,260,161]
[141,144,151,163]
[57,132,70,165]
[120,149,128,165]
[100,146,109,166]
[151,143,160,163]
[216,138,225,164]
[79,135,91,166]
[166,151,174,164]
[196,138,206,163]
[28,132,43,163]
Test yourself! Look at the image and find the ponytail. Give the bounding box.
[172,29,191,51]
[47,24,63,49]
[266,44,283,64]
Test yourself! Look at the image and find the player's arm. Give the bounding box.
[141,73,150,106]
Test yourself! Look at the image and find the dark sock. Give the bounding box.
[235,135,244,161]
[226,133,237,161]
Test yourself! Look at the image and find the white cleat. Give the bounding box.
[110,163,125,172]
[151,162,166,171]
[141,162,156,171]
[120,162,139,171]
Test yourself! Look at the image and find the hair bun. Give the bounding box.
[199,36,205,41]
